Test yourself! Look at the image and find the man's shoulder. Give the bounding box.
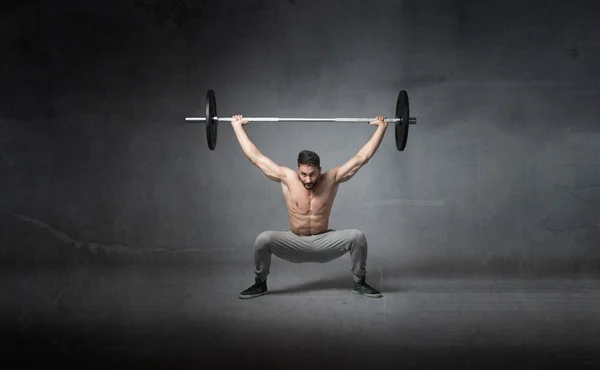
[323,167,340,176]
[323,167,341,182]
[280,167,296,177]
[278,167,298,184]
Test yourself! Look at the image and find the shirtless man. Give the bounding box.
[232,114,388,299]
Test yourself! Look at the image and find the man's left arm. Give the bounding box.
[334,116,388,183]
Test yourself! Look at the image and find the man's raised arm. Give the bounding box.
[231,115,287,183]
[334,116,388,183]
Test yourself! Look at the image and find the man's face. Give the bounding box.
[297,164,321,190]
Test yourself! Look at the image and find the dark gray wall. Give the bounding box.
[2,0,600,274]
[3,1,600,367]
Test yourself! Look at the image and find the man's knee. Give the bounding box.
[351,229,367,246]
[254,231,275,250]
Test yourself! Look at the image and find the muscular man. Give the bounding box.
[232,114,388,299]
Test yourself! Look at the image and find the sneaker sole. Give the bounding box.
[239,291,268,299]
[353,290,383,298]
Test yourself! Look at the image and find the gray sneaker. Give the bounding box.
[352,277,382,298]
[239,278,268,299]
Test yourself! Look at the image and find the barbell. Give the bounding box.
[185,89,417,151]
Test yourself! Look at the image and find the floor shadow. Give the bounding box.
[267,274,400,296]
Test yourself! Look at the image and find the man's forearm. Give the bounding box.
[232,124,260,161]
[356,124,388,162]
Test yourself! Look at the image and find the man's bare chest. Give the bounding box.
[282,183,337,213]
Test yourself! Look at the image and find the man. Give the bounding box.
[231,114,388,299]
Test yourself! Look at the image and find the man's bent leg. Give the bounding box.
[313,229,382,298]
[240,230,310,299]
[254,230,313,281]
[312,229,368,282]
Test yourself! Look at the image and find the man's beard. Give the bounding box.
[303,176,319,189]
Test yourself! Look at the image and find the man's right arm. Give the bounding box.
[231,117,287,183]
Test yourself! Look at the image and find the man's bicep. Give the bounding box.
[334,155,366,183]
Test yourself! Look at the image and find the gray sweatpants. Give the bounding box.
[253,228,368,283]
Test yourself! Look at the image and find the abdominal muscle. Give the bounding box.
[282,176,337,236]
[288,209,330,236]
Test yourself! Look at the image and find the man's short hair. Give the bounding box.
[297,150,320,168]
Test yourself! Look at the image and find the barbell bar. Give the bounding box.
[186,117,417,123]
[185,89,416,151]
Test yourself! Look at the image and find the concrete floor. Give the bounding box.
[2,256,599,369]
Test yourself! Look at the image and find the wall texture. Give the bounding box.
[1,0,600,277]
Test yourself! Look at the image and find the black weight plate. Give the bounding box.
[394,90,409,151]
[205,89,218,150]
